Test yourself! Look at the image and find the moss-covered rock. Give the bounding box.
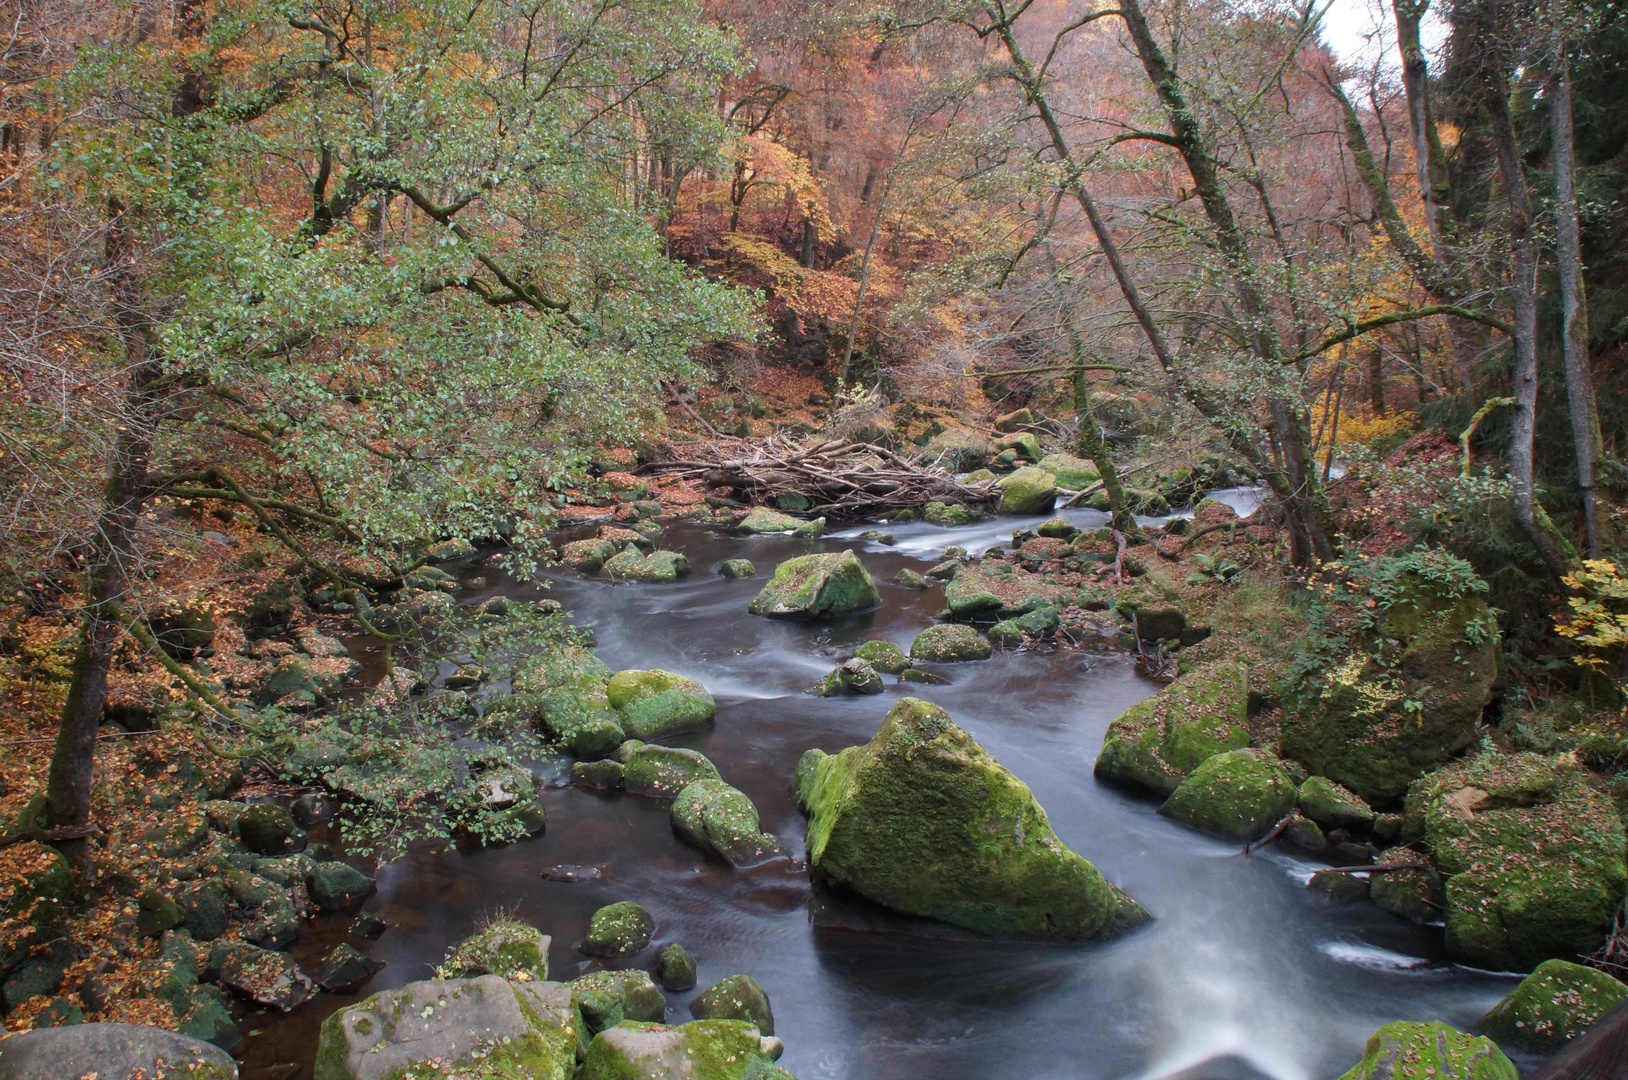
[1280,577,1501,804]
[909,624,991,663]
[653,944,697,992]
[737,507,825,536]
[239,803,302,855]
[1094,663,1252,796]
[511,646,626,757]
[672,779,784,866]
[437,918,549,982]
[719,559,756,578]
[314,975,578,1080]
[987,606,1059,646]
[852,640,908,674]
[923,502,975,527]
[603,547,691,583]
[568,969,667,1038]
[607,670,716,740]
[305,861,376,912]
[579,1019,789,1080]
[994,432,1042,462]
[573,758,626,790]
[809,658,885,696]
[1409,750,1628,972]
[1158,749,1296,841]
[621,742,721,798]
[582,902,656,957]
[997,466,1057,515]
[942,562,1066,618]
[1368,847,1444,924]
[748,551,879,619]
[1476,959,1628,1052]
[1332,1020,1517,1080]
[800,697,1148,939]
[689,975,773,1035]
[1037,452,1099,491]
[1035,516,1082,541]
[894,568,929,590]
[1298,776,1375,829]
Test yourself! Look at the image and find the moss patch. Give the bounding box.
[1095,662,1252,795]
[1158,749,1296,841]
[747,550,880,620]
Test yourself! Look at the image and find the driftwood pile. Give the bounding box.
[639,436,1001,519]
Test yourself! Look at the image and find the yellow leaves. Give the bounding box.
[1555,559,1628,672]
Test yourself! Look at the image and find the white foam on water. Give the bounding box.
[1317,941,1432,971]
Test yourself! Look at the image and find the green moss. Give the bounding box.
[1333,1021,1516,1080]
[801,697,1148,939]
[438,917,549,981]
[1369,846,1444,924]
[1298,776,1375,829]
[747,551,880,619]
[690,975,773,1034]
[671,779,784,865]
[580,1019,785,1080]
[607,669,716,739]
[995,433,1042,462]
[1477,959,1628,1051]
[923,502,975,527]
[988,606,1059,645]
[603,548,691,582]
[852,640,908,674]
[909,624,991,662]
[1037,453,1098,491]
[738,507,824,536]
[719,559,756,578]
[1158,749,1296,841]
[997,466,1057,515]
[1094,663,1251,795]
[582,901,655,957]
[622,744,720,798]
[942,563,1067,618]
[512,646,626,756]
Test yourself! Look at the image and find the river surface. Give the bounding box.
[244,508,1526,1080]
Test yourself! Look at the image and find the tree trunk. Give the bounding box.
[1550,60,1606,557]
[1484,69,1574,578]
[839,163,897,385]
[1369,350,1387,416]
[47,207,161,870]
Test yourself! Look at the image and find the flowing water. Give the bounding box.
[243,508,1526,1080]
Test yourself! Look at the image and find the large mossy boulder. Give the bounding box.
[437,918,549,982]
[672,779,784,866]
[511,646,625,757]
[1094,663,1251,796]
[923,502,975,527]
[607,670,716,739]
[0,1023,237,1080]
[997,466,1057,515]
[621,742,721,798]
[579,1020,791,1080]
[1158,749,1296,841]
[909,624,991,662]
[567,969,666,1035]
[797,698,1148,939]
[1280,570,1500,803]
[1298,776,1374,829]
[737,507,824,536]
[689,975,773,1035]
[314,976,578,1080]
[1037,452,1099,491]
[747,551,879,619]
[852,640,908,674]
[581,902,656,958]
[1408,750,1628,972]
[1333,1020,1516,1080]
[603,548,691,583]
[1477,959,1628,1052]
[942,563,1066,619]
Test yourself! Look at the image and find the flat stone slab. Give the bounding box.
[0,1022,235,1080]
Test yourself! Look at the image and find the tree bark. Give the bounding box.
[47,207,162,870]
[1550,60,1606,557]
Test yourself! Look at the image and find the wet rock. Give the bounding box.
[510,645,626,757]
[924,559,961,581]
[0,1023,237,1080]
[305,862,376,912]
[569,969,667,1032]
[1307,870,1370,903]
[218,946,312,1012]
[349,914,388,939]
[1333,1020,1515,1080]
[893,569,928,590]
[573,759,627,790]
[290,793,335,827]
[909,624,990,663]
[672,780,785,866]
[737,507,824,536]
[2,939,72,1009]
[608,670,717,739]
[653,944,697,992]
[1298,776,1375,830]
[177,984,241,1049]
[137,889,186,937]
[1282,815,1329,853]
[622,742,721,798]
[541,864,603,883]
[176,880,230,942]
[858,529,894,545]
[579,1019,788,1080]
[1477,959,1628,1052]
[604,547,692,583]
[799,697,1147,939]
[923,502,975,527]
[563,537,619,572]
[1280,574,1500,804]
[238,803,303,856]
[809,658,884,696]
[1410,750,1627,972]
[313,976,578,1080]
[852,640,908,674]
[987,606,1058,646]
[899,668,950,685]
[1094,662,1252,796]
[1159,749,1296,842]
[996,466,1056,515]
[748,551,879,620]
[719,559,756,579]
[438,918,548,982]
[689,975,773,1035]
[582,901,656,957]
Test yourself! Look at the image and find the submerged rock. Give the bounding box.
[909,624,991,662]
[797,698,1148,939]
[690,975,774,1035]
[621,742,721,798]
[607,670,716,739]
[218,946,312,1012]
[1409,750,1627,972]
[997,466,1057,515]
[0,1023,237,1080]
[1158,749,1296,841]
[582,901,656,957]
[315,944,385,994]
[1477,959,1628,1052]
[1094,663,1252,796]
[748,551,879,620]
[438,918,549,982]
[579,1019,790,1080]
[314,976,578,1080]
[1333,1020,1516,1080]
[737,507,824,536]
[672,779,785,866]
